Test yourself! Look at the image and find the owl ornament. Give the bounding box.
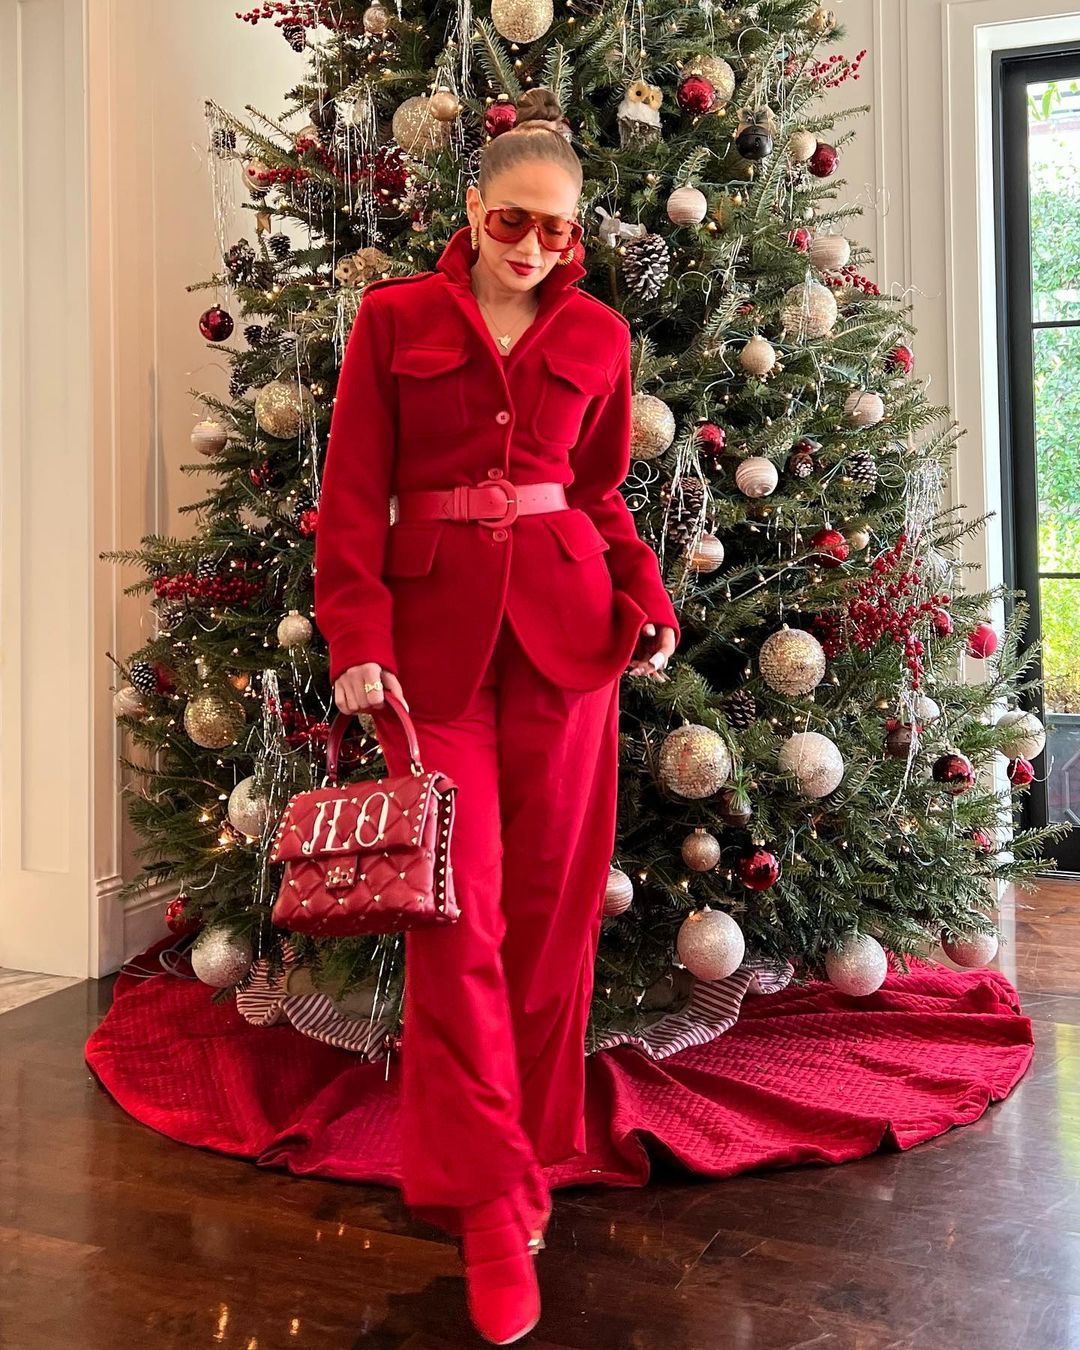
[618,80,663,150]
[734,106,778,162]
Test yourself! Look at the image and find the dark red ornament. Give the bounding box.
[165,895,200,936]
[249,457,284,491]
[808,143,838,177]
[152,661,177,695]
[677,74,717,115]
[297,507,319,537]
[887,344,915,375]
[738,848,781,890]
[484,101,517,137]
[788,226,811,251]
[717,787,753,827]
[931,607,954,637]
[967,622,998,659]
[932,752,976,795]
[885,724,916,758]
[809,528,849,567]
[968,828,995,855]
[696,422,727,454]
[1007,756,1035,787]
[199,306,234,342]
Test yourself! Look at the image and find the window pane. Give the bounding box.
[1034,326,1080,575]
[1038,578,1080,714]
[1028,79,1080,323]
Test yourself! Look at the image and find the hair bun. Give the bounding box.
[513,87,569,137]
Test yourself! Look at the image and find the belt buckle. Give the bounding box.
[475,478,519,528]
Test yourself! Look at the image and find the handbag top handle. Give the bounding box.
[324,689,424,784]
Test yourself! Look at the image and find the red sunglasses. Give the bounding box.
[475,188,583,253]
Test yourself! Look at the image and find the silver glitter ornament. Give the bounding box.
[659,724,732,798]
[676,908,745,981]
[227,776,271,838]
[941,930,999,968]
[777,731,845,798]
[825,932,888,996]
[191,926,254,988]
[758,628,827,697]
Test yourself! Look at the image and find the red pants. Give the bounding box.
[375,612,621,1239]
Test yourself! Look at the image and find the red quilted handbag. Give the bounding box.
[268,691,460,936]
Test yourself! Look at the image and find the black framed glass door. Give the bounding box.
[995,46,1080,875]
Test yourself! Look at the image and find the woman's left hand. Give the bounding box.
[627,623,676,680]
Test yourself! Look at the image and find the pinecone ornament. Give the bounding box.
[846,453,878,488]
[225,239,257,285]
[229,367,251,399]
[724,689,757,730]
[268,234,292,262]
[291,489,316,525]
[282,22,306,50]
[156,600,186,633]
[211,127,237,157]
[623,233,671,302]
[665,476,706,550]
[196,557,220,582]
[244,323,265,347]
[129,660,158,697]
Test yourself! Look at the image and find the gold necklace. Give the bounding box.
[473,292,538,354]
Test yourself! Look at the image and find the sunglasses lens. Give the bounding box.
[486,209,581,251]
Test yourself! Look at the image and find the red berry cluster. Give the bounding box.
[849,535,951,689]
[235,2,357,30]
[810,50,867,87]
[153,567,266,605]
[825,264,881,297]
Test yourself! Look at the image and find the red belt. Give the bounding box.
[392,477,567,529]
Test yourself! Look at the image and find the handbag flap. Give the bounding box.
[269,770,449,865]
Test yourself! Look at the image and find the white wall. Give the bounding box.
[3,0,1079,976]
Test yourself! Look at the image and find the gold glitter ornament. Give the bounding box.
[191,419,229,456]
[780,279,838,341]
[630,393,676,459]
[659,723,733,798]
[227,775,271,837]
[788,129,818,163]
[604,867,634,916]
[758,627,827,696]
[113,685,147,719]
[825,932,888,995]
[995,709,1046,760]
[491,0,553,42]
[739,334,777,377]
[681,828,722,871]
[429,89,462,121]
[846,525,872,551]
[809,232,851,272]
[254,380,314,439]
[941,929,999,968]
[363,1,390,33]
[391,96,452,158]
[777,731,845,798]
[688,534,726,572]
[191,926,254,988]
[686,54,736,106]
[183,692,245,748]
[277,609,313,649]
[676,908,745,981]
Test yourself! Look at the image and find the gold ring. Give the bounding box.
[364,680,383,692]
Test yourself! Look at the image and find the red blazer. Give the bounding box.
[314,223,681,723]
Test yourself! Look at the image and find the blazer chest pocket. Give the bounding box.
[390,344,470,440]
[383,522,447,578]
[545,509,610,560]
[532,348,613,445]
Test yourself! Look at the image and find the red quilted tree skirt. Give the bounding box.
[84,940,1034,1192]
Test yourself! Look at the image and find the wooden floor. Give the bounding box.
[2,879,1078,1350]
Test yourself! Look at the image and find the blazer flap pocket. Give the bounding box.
[384,522,446,577]
[545,509,610,560]
[390,344,469,378]
[541,348,614,395]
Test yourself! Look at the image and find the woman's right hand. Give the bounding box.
[334,662,410,716]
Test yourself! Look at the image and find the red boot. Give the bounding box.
[461,1194,542,1344]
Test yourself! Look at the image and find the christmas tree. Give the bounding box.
[104,0,1063,1047]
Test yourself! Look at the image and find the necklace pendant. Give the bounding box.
[497,333,512,351]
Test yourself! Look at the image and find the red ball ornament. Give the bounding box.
[484,101,517,137]
[1007,756,1035,787]
[677,74,717,115]
[887,344,915,375]
[788,227,812,251]
[968,828,995,855]
[932,752,976,795]
[931,607,954,637]
[152,661,177,695]
[696,422,727,454]
[297,507,319,537]
[808,143,838,177]
[164,895,200,936]
[809,528,849,567]
[738,848,781,891]
[199,306,234,342]
[967,622,999,659]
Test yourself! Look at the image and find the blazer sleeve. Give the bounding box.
[314,289,399,685]
[565,323,681,643]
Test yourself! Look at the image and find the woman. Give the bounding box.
[314,87,680,1345]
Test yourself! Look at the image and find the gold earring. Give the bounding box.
[470,223,480,249]
[556,247,574,265]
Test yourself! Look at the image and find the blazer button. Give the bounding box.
[487,468,504,479]
[495,410,511,425]
[492,528,508,541]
